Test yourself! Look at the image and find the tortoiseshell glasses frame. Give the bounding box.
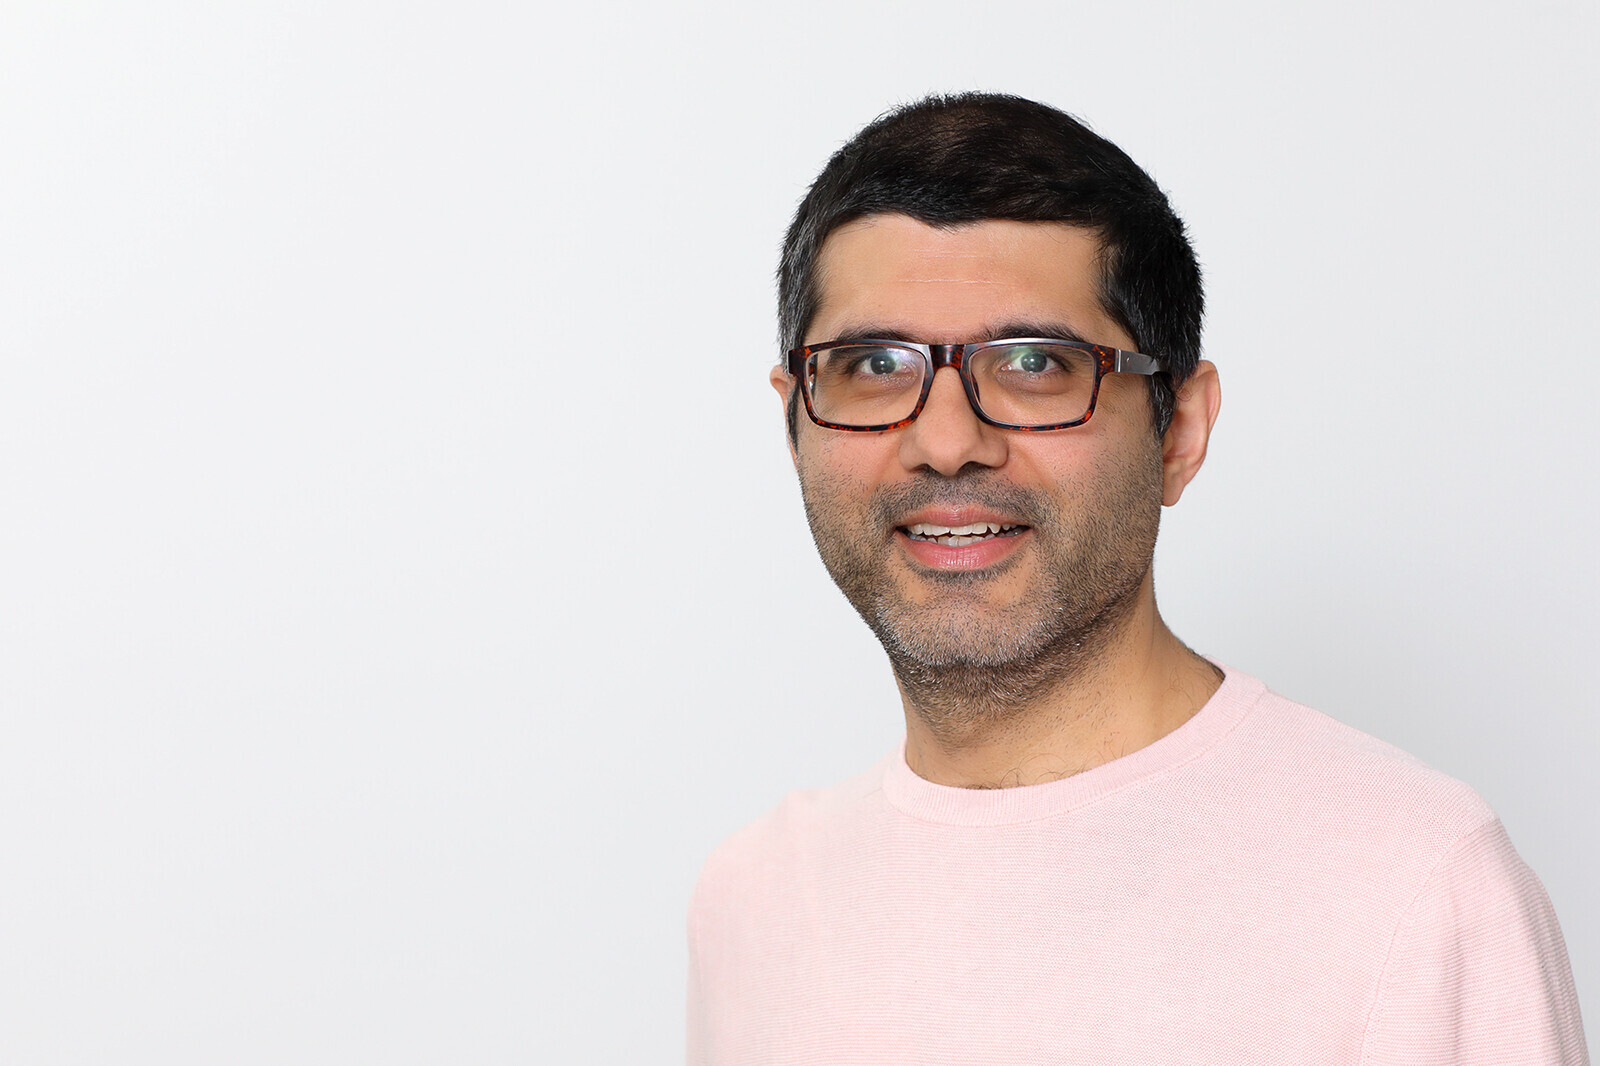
[784,337,1163,432]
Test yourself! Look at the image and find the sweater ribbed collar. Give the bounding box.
[880,665,1267,826]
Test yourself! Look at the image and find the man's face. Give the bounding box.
[772,214,1166,672]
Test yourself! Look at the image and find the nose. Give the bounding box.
[897,366,1008,476]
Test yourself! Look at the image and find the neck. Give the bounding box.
[895,576,1222,789]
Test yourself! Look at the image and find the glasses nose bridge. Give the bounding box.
[925,343,965,373]
[917,342,985,425]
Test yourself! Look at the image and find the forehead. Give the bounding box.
[809,214,1123,345]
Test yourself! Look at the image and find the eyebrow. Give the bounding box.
[818,319,1095,346]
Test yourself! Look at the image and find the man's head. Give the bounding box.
[770,94,1220,723]
[777,92,1203,441]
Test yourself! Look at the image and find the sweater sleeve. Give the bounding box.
[1360,818,1588,1065]
[686,885,709,1066]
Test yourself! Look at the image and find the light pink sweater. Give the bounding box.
[689,668,1587,1064]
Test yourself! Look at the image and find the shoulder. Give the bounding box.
[689,756,892,917]
[1214,674,1501,869]
[1357,812,1587,1061]
[1255,694,1588,1062]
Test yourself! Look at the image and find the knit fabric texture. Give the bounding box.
[688,668,1588,1064]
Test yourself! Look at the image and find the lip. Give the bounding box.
[895,506,1027,530]
[892,506,1032,572]
[895,525,1030,570]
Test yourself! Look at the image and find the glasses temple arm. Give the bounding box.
[1112,350,1162,375]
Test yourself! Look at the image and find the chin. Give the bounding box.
[869,604,1055,670]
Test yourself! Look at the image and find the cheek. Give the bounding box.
[797,432,895,495]
[1015,425,1163,521]
[1008,429,1108,486]
[1032,380,1159,474]
[1092,376,1158,431]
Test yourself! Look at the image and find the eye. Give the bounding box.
[999,345,1062,374]
[811,344,922,388]
[839,345,918,379]
[865,349,901,375]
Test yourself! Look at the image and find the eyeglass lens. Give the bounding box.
[807,342,1099,428]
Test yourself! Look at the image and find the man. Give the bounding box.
[688,94,1587,1064]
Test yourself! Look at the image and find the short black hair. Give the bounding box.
[778,93,1202,439]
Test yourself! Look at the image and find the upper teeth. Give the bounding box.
[906,522,1017,536]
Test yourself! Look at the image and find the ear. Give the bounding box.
[1160,360,1221,506]
[770,364,799,467]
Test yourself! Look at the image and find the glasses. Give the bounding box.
[785,337,1163,432]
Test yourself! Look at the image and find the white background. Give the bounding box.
[2,1,1594,1061]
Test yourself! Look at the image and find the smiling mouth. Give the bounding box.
[901,522,1029,547]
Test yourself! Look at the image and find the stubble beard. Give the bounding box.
[797,447,1164,742]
